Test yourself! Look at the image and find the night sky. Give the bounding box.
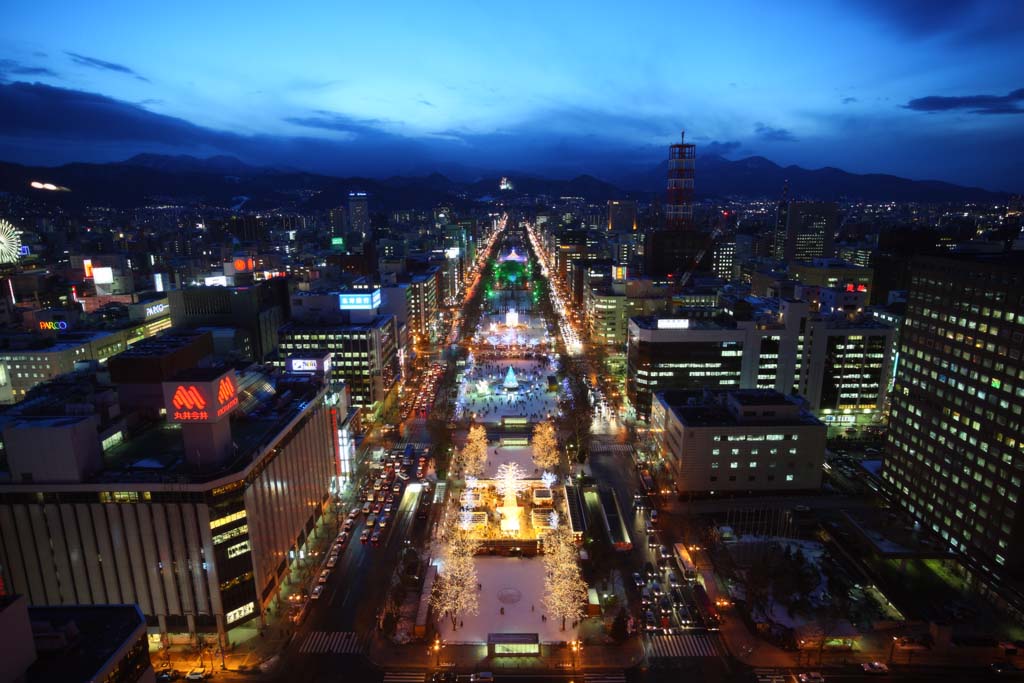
[1,0,1021,190]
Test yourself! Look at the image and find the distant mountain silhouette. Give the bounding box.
[626,154,1005,202]
[0,153,1007,210]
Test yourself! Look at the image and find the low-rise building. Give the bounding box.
[651,389,825,495]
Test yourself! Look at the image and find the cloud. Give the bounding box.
[754,122,797,142]
[904,88,1024,115]
[0,59,59,79]
[842,96,858,104]
[283,111,390,136]
[848,0,1024,42]
[702,140,743,157]
[65,52,149,82]
[418,99,435,107]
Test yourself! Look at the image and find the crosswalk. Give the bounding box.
[585,673,627,683]
[591,444,633,456]
[297,630,366,654]
[752,669,788,683]
[648,633,724,658]
[382,673,424,683]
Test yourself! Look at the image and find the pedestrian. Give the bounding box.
[542,614,546,622]
[500,607,505,615]
[531,604,535,612]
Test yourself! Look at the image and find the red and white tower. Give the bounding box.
[665,130,696,229]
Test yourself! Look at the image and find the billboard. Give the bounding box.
[657,319,691,329]
[338,289,381,310]
[93,266,114,285]
[162,371,238,423]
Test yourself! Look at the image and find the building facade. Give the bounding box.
[882,253,1024,594]
[651,389,826,495]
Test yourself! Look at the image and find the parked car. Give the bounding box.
[318,569,330,584]
[632,571,645,588]
[185,669,207,681]
[797,674,825,683]
[311,585,324,600]
[326,555,338,569]
[861,662,889,674]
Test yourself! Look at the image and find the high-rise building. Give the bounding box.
[882,252,1024,591]
[711,240,736,280]
[168,278,291,362]
[773,201,839,262]
[607,200,638,233]
[348,191,369,239]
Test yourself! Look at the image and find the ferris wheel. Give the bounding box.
[0,219,21,264]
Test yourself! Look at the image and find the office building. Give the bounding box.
[607,200,637,232]
[799,315,896,429]
[626,299,811,422]
[711,240,736,280]
[789,258,872,294]
[773,201,838,262]
[651,389,826,495]
[0,357,338,645]
[348,192,369,239]
[882,253,1024,593]
[281,288,399,409]
[168,278,291,362]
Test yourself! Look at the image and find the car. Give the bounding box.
[861,662,889,674]
[311,584,324,600]
[385,493,396,504]
[392,482,403,493]
[641,588,653,605]
[338,531,350,545]
[667,571,681,588]
[658,596,673,614]
[373,480,383,491]
[326,555,338,568]
[659,545,672,560]
[379,514,391,528]
[373,502,383,515]
[469,673,494,682]
[185,669,207,681]
[632,571,645,587]
[371,531,382,545]
[797,674,825,683]
[360,530,371,543]
[647,535,660,549]
[651,582,664,597]
[318,569,330,584]
[644,561,657,578]
[990,662,1021,675]
[649,509,659,525]
[430,672,456,683]
[156,670,180,682]
[671,588,685,608]
[365,515,376,528]
[343,520,355,532]
[362,502,372,515]
[644,610,657,632]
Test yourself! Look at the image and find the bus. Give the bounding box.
[692,584,720,630]
[640,469,656,495]
[673,543,698,582]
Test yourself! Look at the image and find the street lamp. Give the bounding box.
[570,639,581,671]
[432,636,443,667]
[889,635,897,663]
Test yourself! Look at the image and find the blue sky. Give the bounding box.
[1,0,1021,190]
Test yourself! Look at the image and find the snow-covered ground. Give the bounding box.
[436,556,580,644]
[482,445,540,479]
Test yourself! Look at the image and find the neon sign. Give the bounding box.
[145,303,168,318]
[171,384,209,421]
[232,257,255,272]
[39,320,68,331]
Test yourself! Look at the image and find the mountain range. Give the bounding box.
[0,153,1008,212]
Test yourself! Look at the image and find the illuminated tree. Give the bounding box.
[431,524,481,631]
[495,461,528,508]
[458,424,489,477]
[542,524,588,631]
[531,420,560,472]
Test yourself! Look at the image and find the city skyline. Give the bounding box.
[1,1,1022,191]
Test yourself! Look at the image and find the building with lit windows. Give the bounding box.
[882,252,1024,605]
[0,352,338,647]
[788,258,872,295]
[799,316,896,429]
[772,201,838,262]
[607,200,637,232]
[711,240,736,280]
[651,389,825,495]
[281,287,399,409]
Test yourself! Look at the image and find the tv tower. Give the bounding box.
[665,130,696,229]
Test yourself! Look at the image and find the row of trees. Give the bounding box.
[542,525,588,631]
[451,420,561,479]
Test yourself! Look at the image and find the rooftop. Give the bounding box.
[25,604,145,683]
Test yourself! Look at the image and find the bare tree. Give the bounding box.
[430,524,481,631]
